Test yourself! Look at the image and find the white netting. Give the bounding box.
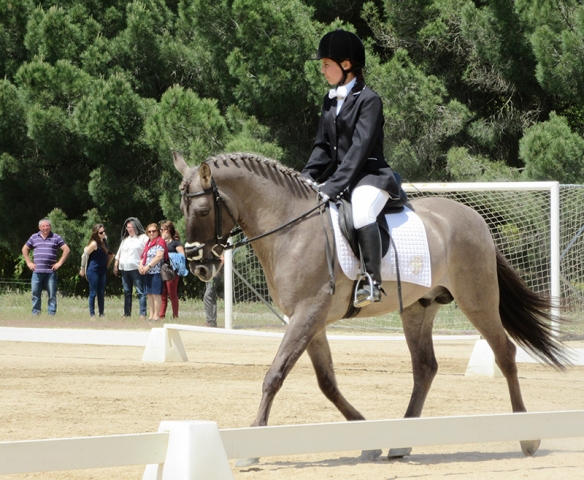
[228,184,584,334]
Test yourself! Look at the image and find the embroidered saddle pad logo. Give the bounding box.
[330,204,432,287]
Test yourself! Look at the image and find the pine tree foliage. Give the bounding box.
[0,0,583,291]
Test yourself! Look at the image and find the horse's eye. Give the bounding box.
[200,210,209,217]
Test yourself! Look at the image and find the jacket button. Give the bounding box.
[333,146,337,150]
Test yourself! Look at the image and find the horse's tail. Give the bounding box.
[496,249,570,370]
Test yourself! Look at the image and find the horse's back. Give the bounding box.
[409,196,498,300]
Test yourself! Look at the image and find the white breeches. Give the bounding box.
[351,185,391,229]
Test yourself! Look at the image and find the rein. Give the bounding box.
[182,177,330,256]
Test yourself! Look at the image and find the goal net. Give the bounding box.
[226,182,584,335]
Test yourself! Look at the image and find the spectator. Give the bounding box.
[139,223,167,322]
[159,220,186,319]
[79,224,114,318]
[114,217,147,320]
[22,218,70,315]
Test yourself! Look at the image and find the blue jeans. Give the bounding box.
[87,270,106,316]
[121,269,146,317]
[31,272,57,315]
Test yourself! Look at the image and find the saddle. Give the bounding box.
[337,178,409,259]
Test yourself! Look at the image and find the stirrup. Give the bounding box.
[353,272,382,308]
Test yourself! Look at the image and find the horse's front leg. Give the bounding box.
[387,298,441,459]
[235,303,329,467]
[307,331,382,461]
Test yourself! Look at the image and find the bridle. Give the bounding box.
[181,176,328,262]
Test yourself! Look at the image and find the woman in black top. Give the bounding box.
[80,223,114,317]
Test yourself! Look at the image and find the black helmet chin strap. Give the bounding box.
[334,60,350,87]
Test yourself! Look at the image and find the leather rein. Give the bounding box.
[181,177,331,267]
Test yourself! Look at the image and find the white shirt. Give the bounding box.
[115,234,147,271]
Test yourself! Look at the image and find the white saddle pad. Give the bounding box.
[330,204,432,287]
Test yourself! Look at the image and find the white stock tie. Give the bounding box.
[329,85,349,101]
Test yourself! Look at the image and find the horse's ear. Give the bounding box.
[173,151,189,176]
[199,162,212,189]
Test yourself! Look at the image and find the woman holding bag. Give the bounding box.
[139,223,167,322]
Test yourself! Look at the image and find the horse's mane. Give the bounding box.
[205,152,312,190]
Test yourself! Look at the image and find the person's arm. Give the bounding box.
[107,252,115,268]
[138,245,148,275]
[176,245,185,255]
[53,243,70,271]
[113,240,124,276]
[79,242,96,276]
[149,249,165,267]
[22,244,35,271]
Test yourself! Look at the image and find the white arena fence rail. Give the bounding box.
[2,412,584,478]
[224,182,584,335]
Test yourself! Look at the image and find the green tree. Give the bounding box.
[520,112,584,183]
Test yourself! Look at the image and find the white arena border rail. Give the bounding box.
[1,412,584,478]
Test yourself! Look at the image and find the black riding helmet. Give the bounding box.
[315,29,365,85]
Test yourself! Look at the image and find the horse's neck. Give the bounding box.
[219,165,313,253]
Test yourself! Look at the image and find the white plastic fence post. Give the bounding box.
[142,328,188,362]
[465,339,502,377]
[224,240,233,330]
[143,420,233,480]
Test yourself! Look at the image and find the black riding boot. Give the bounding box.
[354,223,384,307]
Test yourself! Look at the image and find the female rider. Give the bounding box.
[301,29,401,307]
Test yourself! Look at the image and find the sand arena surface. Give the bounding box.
[1,328,584,479]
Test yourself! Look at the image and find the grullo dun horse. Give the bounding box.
[173,152,567,465]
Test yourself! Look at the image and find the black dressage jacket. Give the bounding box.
[301,79,400,201]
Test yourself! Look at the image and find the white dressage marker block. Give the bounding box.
[465,339,503,377]
[466,339,584,377]
[142,328,188,362]
[143,421,233,480]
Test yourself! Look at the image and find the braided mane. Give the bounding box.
[205,152,312,190]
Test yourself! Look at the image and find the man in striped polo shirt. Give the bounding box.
[22,218,70,315]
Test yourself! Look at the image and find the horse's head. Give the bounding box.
[173,152,237,282]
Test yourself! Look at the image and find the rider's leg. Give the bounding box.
[352,185,390,306]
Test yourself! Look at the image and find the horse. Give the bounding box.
[173,151,568,465]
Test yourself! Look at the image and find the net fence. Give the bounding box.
[230,184,584,335]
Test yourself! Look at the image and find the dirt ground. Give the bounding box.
[1,326,584,479]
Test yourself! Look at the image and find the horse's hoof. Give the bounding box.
[359,449,382,461]
[387,447,412,458]
[520,439,540,456]
[235,457,260,467]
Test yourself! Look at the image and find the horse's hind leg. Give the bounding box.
[306,332,382,461]
[387,297,442,458]
[454,283,540,456]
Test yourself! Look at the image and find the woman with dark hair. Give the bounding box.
[80,224,114,317]
[301,29,402,307]
[159,220,186,319]
[139,223,167,322]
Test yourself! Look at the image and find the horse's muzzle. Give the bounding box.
[189,261,221,282]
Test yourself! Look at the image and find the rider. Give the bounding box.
[301,28,402,307]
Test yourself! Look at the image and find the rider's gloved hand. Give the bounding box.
[304,178,319,191]
[318,191,330,203]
